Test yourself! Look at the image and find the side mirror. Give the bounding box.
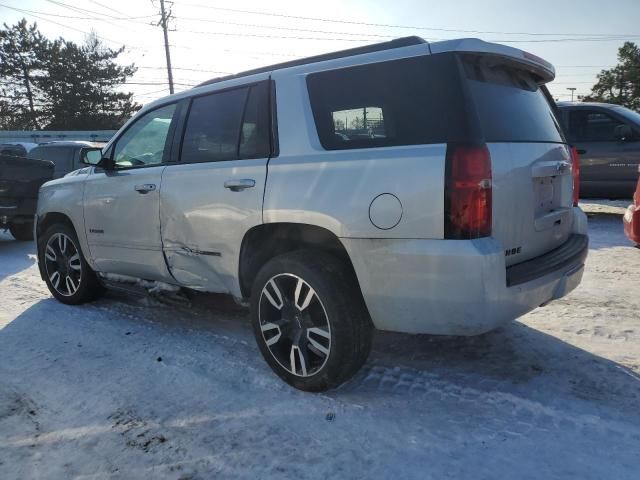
[81,148,114,170]
[80,148,104,165]
[614,124,633,141]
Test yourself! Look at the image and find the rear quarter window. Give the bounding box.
[306,54,474,150]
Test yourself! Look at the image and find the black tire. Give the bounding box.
[250,250,373,392]
[9,221,34,241]
[38,223,103,305]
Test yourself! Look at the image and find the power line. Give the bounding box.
[0,3,127,46]
[6,3,636,45]
[171,29,383,42]
[44,0,141,32]
[136,66,232,74]
[46,0,144,22]
[3,6,154,21]
[172,16,395,39]
[175,2,640,38]
[86,0,131,17]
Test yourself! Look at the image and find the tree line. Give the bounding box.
[0,19,140,131]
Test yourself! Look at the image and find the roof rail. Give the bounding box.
[196,36,426,88]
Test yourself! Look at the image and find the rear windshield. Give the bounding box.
[306,54,474,150]
[462,54,564,143]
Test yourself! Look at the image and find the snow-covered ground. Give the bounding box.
[1,215,639,480]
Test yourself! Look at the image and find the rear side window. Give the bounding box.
[181,82,271,163]
[462,55,564,143]
[568,109,628,142]
[307,54,472,150]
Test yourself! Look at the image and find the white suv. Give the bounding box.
[36,37,588,391]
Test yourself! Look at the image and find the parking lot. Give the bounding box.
[0,211,639,479]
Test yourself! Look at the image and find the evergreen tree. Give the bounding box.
[583,42,640,110]
[41,32,140,129]
[0,20,140,130]
[0,19,48,129]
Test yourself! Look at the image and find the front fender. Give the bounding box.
[37,173,92,268]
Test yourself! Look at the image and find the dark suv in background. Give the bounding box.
[557,102,640,199]
[28,141,105,178]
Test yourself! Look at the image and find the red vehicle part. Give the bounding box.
[623,174,640,245]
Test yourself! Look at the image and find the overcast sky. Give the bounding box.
[2,0,639,105]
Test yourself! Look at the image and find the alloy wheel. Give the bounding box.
[44,233,82,297]
[258,273,331,377]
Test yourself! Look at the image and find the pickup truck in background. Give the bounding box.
[0,143,54,240]
[557,102,640,199]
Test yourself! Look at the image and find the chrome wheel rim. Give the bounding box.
[258,273,331,377]
[44,233,82,297]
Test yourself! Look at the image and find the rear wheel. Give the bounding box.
[9,221,34,241]
[39,223,103,304]
[250,250,373,392]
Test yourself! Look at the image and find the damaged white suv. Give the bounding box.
[36,37,588,391]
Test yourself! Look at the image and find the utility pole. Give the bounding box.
[157,0,174,94]
[567,87,576,102]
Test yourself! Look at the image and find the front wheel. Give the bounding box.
[250,250,373,392]
[39,223,103,305]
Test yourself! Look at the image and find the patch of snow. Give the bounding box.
[580,198,631,216]
[0,217,639,479]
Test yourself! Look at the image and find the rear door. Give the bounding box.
[461,54,574,265]
[83,102,179,280]
[566,107,639,198]
[159,78,272,295]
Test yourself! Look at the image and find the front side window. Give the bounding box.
[113,103,177,168]
[569,109,628,142]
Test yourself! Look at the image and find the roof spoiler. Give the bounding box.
[429,38,556,83]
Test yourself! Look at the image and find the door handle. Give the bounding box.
[134,183,156,194]
[224,179,256,192]
[576,149,587,155]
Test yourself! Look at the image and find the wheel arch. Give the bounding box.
[238,222,362,299]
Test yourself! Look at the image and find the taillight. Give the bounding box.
[445,144,492,239]
[570,146,580,207]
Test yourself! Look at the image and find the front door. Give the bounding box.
[160,79,272,295]
[568,108,640,197]
[84,102,178,280]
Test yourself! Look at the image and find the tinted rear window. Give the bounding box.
[306,54,473,150]
[462,55,564,143]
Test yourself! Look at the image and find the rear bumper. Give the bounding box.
[624,204,640,244]
[343,207,588,335]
